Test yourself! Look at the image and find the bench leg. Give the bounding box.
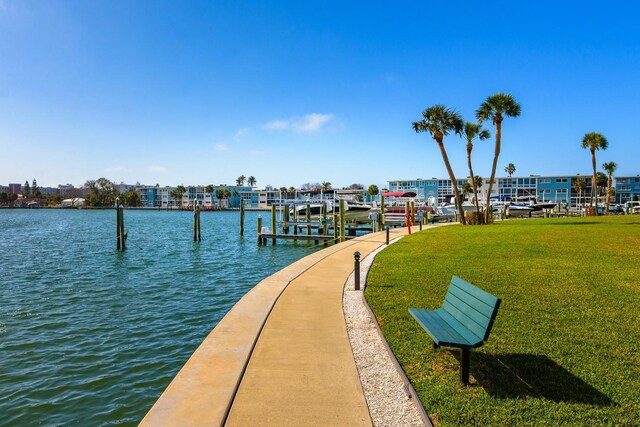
[460,348,470,385]
[433,341,439,350]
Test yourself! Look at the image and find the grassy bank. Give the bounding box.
[366,216,640,426]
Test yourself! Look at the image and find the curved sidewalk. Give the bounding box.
[141,227,410,426]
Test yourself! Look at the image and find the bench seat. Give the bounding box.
[408,307,484,349]
[408,276,501,384]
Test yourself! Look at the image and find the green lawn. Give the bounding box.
[366,216,640,426]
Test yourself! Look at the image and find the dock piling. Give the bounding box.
[240,200,245,236]
[257,215,263,246]
[193,202,201,242]
[116,198,126,251]
[271,205,277,245]
[283,204,290,234]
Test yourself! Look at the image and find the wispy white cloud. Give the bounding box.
[214,143,229,151]
[234,128,250,139]
[264,113,334,133]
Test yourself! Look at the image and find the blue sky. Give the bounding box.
[1,1,639,189]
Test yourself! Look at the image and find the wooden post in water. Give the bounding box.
[193,202,201,241]
[116,197,121,250]
[306,204,311,235]
[239,200,245,236]
[257,215,263,246]
[321,202,328,236]
[380,196,385,231]
[271,205,277,244]
[120,203,126,250]
[411,201,416,225]
[333,213,339,243]
[339,199,346,243]
[283,204,290,234]
[292,204,298,235]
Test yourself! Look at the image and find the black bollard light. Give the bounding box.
[354,251,361,291]
[385,227,390,245]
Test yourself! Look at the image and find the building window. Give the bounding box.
[556,178,568,183]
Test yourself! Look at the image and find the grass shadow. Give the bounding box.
[466,352,617,407]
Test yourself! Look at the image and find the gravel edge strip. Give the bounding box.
[343,237,431,427]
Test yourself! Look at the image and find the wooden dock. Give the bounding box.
[258,233,336,242]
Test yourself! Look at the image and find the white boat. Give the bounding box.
[290,199,372,222]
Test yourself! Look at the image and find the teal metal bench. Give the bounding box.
[408,276,501,384]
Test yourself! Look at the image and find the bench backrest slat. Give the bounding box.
[443,276,501,342]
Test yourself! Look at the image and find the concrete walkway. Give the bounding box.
[141,227,410,426]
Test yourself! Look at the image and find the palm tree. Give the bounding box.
[215,188,225,207]
[236,175,246,186]
[170,185,186,207]
[205,184,214,194]
[581,132,608,213]
[279,187,288,199]
[461,181,473,201]
[573,177,586,210]
[463,122,490,219]
[367,184,379,196]
[413,104,466,225]
[476,93,521,223]
[247,176,256,187]
[596,172,608,202]
[505,163,516,177]
[320,181,332,191]
[602,161,617,214]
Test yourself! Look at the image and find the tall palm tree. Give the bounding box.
[236,175,246,186]
[320,181,332,191]
[505,163,516,177]
[602,161,617,214]
[247,176,257,187]
[463,122,490,219]
[573,177,586,210]
[476,93,521,223]
[413,104,466,225]
[581,132,608,213]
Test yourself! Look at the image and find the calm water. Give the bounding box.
[0,209,318,426]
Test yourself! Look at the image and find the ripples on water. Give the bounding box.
[0,209,318,425]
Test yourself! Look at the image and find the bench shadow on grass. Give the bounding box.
[461,352,617,407]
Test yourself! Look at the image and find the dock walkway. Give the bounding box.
[141,227,412,426]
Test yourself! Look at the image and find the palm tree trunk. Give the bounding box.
[485,120,502,223]
[467,147,482,223]
[438,140,466,225]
